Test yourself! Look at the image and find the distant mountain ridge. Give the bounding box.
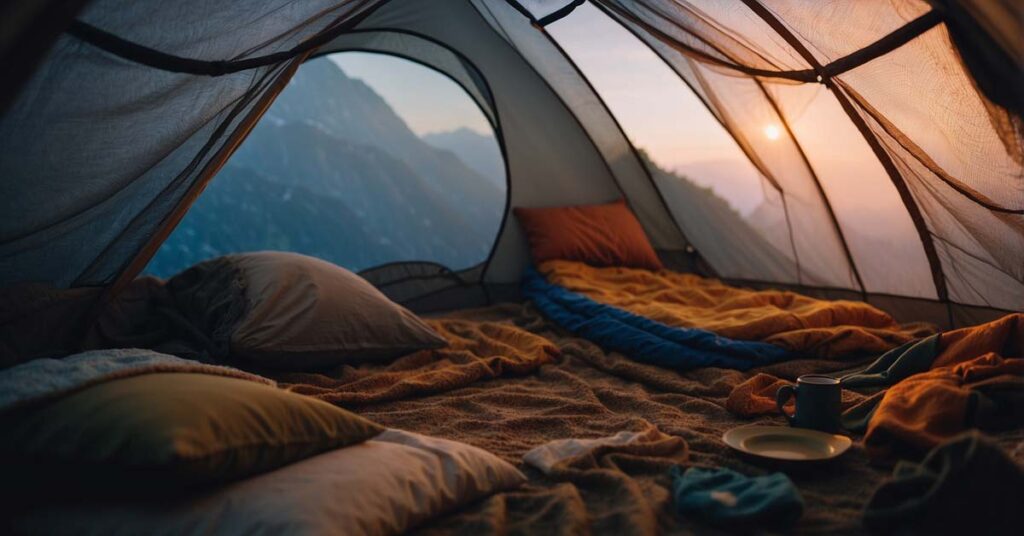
[638,150,815,284]
[422,128,505,188]
[147,57,505,277]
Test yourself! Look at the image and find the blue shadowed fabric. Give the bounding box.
[521,267,795,371]
[670,466,804,529]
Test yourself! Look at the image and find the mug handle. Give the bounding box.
[776,385,798,425]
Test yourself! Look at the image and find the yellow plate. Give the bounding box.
[722,425,852,461]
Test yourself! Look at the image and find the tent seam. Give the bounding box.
[529,12,704,271]
[732,0,952,305]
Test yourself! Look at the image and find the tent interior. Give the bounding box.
[1,0,1022,534]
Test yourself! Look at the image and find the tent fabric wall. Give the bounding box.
[0,0,385,288]
[0,0,1020,324]
[587,0,1023,312]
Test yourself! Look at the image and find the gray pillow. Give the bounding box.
[167,252,446,369]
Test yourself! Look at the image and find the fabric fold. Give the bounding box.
[864,431,1024,534]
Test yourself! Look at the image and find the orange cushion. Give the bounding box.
[513,199,663,270]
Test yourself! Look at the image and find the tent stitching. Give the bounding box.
[529,14,708,274]
[65,0,385,76]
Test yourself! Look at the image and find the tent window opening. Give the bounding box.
[547,3,802,284]
[145,52,507,278]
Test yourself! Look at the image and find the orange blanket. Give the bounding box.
[539,260,930,358]
[865,314,1024,460]
[276,318,560,405]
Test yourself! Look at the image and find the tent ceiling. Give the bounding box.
[0,0,1020,322]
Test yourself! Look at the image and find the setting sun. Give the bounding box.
[763,124,781,140]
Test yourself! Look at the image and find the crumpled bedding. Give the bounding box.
[537,260,933,358]
[862,313,1024,460]
[271,303,1024,535]
[6,283,1017,534]
[274,318,559,405]
[726,313,1024,462]
[522,267,795,371]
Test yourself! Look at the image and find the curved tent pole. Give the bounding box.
[66,0,387,76]
[588,1,942,85]
[597,0,862,293]
[101,56,311,299]
[524,12,712,275]
[587,0,809,281]
[503,0,587,27]
[750,77,867,295]
[313,30,515,303]
[589,0,947,303]
[471,1,642,283]
[735,0,951,308]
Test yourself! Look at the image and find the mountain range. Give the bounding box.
[147,57,505,277]
[422,128,505,189]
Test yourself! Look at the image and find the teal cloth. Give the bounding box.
[670,466,804,529]
[840,334,940,389]
[839,334,940,432]
[864,431,1024,534]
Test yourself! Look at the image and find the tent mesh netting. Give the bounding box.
[0,0,1021,322]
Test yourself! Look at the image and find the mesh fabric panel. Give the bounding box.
[0,0,381,287]
[592,0,1023,309]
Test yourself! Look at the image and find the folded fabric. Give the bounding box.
[0,348,272,414]
[726,314,1024,449]
[864,352,1024,460]
[518,423,689,534]
[864,431,1024,535]
[275,316,560,405]
[838,314,1024,459]
[522,267,795,371]
[934,313,1024,367]
[840,334,941,389]
[669,466,804,529]
[523,427,677,475]
[538,260,931,358]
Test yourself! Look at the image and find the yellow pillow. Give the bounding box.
[0,373,382,493]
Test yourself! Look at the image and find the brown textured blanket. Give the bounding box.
[272,303,1024,535]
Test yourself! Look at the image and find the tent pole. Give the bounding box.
[98,55,310,306]
[591,0,808,282]
[737,0,951,311]
[752,78,867,296]
[528,12,706,273]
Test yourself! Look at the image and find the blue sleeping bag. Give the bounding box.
[521,267,795,371]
